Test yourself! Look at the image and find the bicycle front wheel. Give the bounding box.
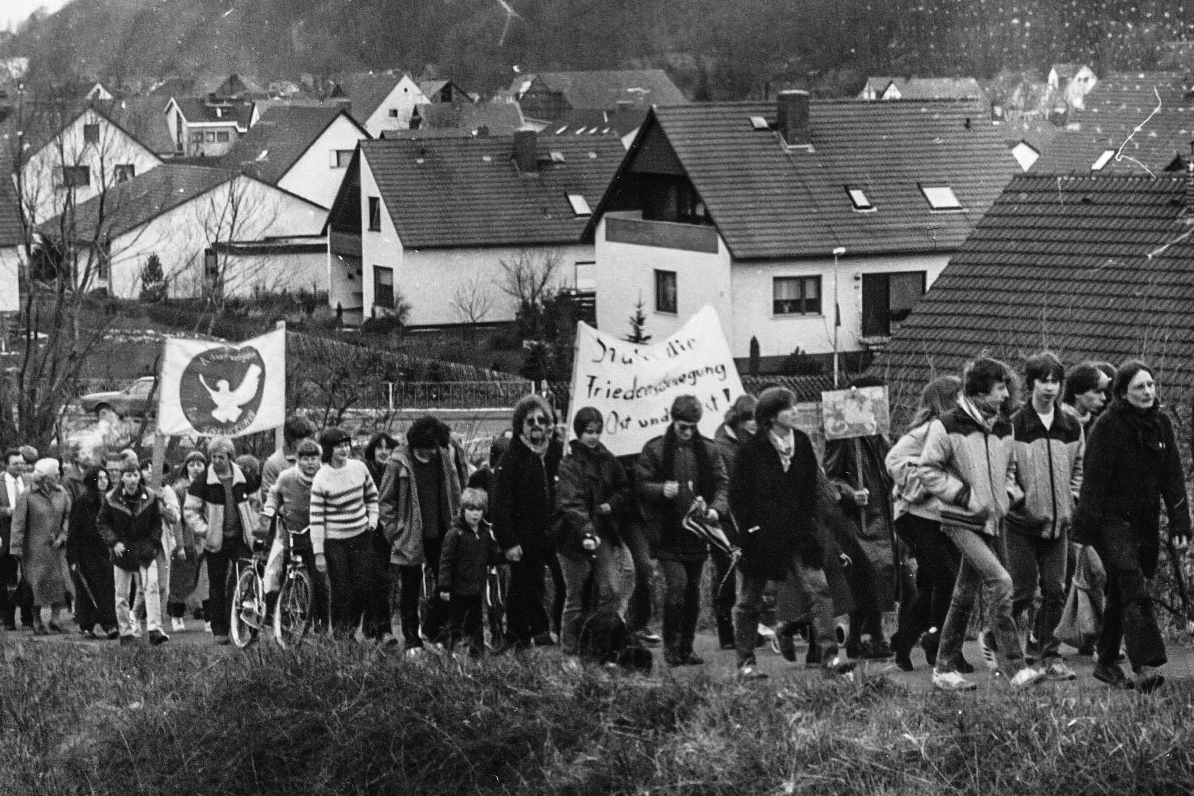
[230,566,262,649]
[274,569,313,649]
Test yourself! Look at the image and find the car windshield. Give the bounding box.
[127,380,153,398]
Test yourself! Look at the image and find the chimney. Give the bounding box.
[513,129,538,173]
[776,90,810,147]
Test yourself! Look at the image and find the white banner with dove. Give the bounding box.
[157,328,286,437]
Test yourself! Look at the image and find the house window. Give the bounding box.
[60,166,90,188]
[83,123,100,144]
[114,164,135,183]
[190,132,204,143]
[205,131,216,142]
[330,149,354,168]
[861,271,926,337]
[566,193,591,216]
[919,184,962,211]
[388,108,399,118]
[216,131,230,142]
[374,266,394,307]
[846,186,874,212]
[773,276,820,315]
[655,269,677,314]
[643,179,710,225]
[368,196,381,231]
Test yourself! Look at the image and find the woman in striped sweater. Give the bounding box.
[310,427,380,638]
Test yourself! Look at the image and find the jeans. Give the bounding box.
[736,560,837,668]
[1093,521,1167,671]
[205,536,250,638]
[659,557,705,661]
[1007,530,1067,662]
[114,560,161,637]
[623,524,656,632]
[446,594,484,657]
[133,549,170,625]
[396,535,447,648]
[557,543,636,655]
[505,545,554,645]
[936,526,1025,677]
[324,531,379,638]
[893,514,961,642]
[366,526,393,639]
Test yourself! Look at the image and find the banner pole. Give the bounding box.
[274,319,286,452]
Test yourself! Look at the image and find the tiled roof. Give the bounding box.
[867,76,987,101]
[874,173,1194,416]
[110,97,175,154]
[0,174,23,247]
[546,106,647,137]
[1031,71,1194,175]
[220,106,359,184]
[593,99,1020,260]
[338,72,408,120]
[171,97,255,128]
[359,131,624,248]
[39,163,236,241]
[412,101,523,135]
[517,69,687,109]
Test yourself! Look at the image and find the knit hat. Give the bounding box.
[724,394,758,427]
[754,386,797,429]
[670,394,703,423]
[33,458,60,477]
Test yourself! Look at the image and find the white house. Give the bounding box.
[164,96,256,157]
[15,105,163,230]
[220,106,370,209]
[584,93,1022,373]
[323,129,623,326]
[337,72,429,138]
[40,164,328,300]
[0,178,21,321]
[1047,63,1097,109]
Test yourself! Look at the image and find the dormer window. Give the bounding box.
[920,184,962,211]
[846,187,875,212]
[550,150,565,163]
[1092,149,1115,171]
[566,193,591,216]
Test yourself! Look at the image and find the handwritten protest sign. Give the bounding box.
[820,386,890,441]
[567,305,745,456]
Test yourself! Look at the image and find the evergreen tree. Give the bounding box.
[139,253,166,302]
[626,295,652,344]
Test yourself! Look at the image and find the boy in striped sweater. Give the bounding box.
[310,427,380,638]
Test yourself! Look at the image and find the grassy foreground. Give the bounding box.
[2,638,1193,795]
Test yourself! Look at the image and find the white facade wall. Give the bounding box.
[361,76,429,137]
[277,115,369,209]
[0,245,20,313]
[214,249,327,298]
[358,155,404,313]
[102,176,327,299]
[594,212,733,343]
[23,109,162,228]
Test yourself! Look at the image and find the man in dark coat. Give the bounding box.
[730,387,853,681]
[711,394,757,650]
[636,395,728,667]
[491,394,564,649]
[0,448,34,630]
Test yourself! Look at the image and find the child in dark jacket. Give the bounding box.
[438,488,498,657]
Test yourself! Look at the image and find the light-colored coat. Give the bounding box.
[11,484,71,605]
[183,464,259,553]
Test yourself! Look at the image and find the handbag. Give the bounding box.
[1055,545,1102,648]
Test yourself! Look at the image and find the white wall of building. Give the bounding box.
[594,212,733,343]
[361,75,429,137]
[277,115,369,209]
[23,109,162,228]
[102,175,327,299]
[0,246,20,313]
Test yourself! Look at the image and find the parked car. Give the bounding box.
[79,376,157,417]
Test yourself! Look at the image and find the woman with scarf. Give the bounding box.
[1072,360,1190,692]
[10,458,72,634]
[636,394,728,668]
[67,466,118,639]
[166,451,207,631]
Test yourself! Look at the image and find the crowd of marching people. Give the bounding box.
[0,351,1188,693]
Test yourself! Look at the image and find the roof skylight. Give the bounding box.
[749,116,769,130]
[567,193,592,216]
[920,184,962,211]
[846,186,875,212]
[1091,149,1115,171]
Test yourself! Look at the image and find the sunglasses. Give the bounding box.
[674,422,698,432]
[524,415,551,427]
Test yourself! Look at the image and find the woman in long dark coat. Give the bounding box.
[1072,360,1190,693]
[66,466,118,638]
[10,459,72,634]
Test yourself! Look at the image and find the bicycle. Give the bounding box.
[230,542,269,649]
[273,536,315,649]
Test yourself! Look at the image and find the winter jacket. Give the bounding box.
[379,446,465,566]
[491,437,564,552]
[885,422,946,523]
[97,487,165,571]
[730,428,821,579]
[1007,404,1084,539]
[636,428,729,562]
[712,423,750,540]
[438,517,499,596]
[1072,399,1190,576]
[183,463,260,554]
[554,440,630,560]
[918,395,1022,536]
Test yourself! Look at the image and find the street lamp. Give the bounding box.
[832,246,845,387]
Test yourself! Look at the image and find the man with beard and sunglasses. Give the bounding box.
[491,394,564,650]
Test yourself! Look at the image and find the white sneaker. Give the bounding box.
[171,618,186,633]
[1010,667,1046,690]
[978,629,998,671]
[932,669,977,692]
[204,621,213,634]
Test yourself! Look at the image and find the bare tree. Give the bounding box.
[451,274,495,325]
[497,248,561,337]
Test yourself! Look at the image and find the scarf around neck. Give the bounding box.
[521,434,550,458]
[769,428,795,472]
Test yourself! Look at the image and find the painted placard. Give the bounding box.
[820,386,890,441]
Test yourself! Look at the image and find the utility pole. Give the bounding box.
[832,246,845,387]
